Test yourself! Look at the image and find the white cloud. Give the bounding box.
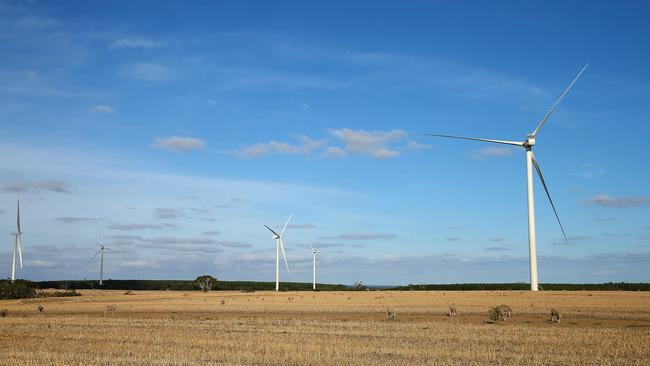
[27,259,58,268]
[123,62,170,81]
[154,136,205,152]
[119,260,154,268]
[406,140,432,150]
[235,135,326,158]
[571,163,605,180]
[582,195,650,208]
[90,105,115,114]
[328,128,407,159]
[321,146,346,158]
[1,180,72,193]
[110,37,166,50]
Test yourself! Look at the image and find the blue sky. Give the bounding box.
[1,0,649,285]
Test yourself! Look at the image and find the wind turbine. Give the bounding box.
[426,64,588,291]
[10,200,24,282]
[308,236,317,290]
[86,232,112,286]
[264,213,292,292]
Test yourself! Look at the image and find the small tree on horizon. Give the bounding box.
[194,275,218,292]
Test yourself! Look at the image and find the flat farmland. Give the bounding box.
[1,290,649,365]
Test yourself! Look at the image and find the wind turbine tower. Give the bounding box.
[264,214,292,292]
[10,200,24,282]
[426,64,588,291]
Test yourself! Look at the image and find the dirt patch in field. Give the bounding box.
[14,309,649,329]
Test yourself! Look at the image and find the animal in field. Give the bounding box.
[0,309,7,317]
[104,304,119,316]
[37,305,44,313]
[550,308,561,323]
[448,304,459,317]
[220,300,225,305]
[497,304,513,318]
[386,309,396,320]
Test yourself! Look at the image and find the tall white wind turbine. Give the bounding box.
[264,214,292,292]
[426,64,588,291]
[308,236,316,290]
[10,200,24,282]
[86,235,112,286]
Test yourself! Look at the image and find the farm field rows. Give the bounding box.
[1,290,649,365]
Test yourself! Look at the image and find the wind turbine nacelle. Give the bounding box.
[524,136,536,147]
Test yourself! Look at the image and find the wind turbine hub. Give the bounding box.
[524,135,536,147]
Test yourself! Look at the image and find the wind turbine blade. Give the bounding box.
[280,213,293,237]
[531,153,568,241]
[424,134,524,147]
[17,236,23,270]
[264,225,280,237]
[280,238,290,273]
[16,200,21,233]
[85,249,103,266]
[531,63,589,137]
[307,234,314,251]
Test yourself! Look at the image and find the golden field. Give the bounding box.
[1,290,649,365]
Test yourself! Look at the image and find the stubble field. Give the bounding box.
[1,290,649,365]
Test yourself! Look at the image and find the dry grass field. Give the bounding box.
[1,290,649,365]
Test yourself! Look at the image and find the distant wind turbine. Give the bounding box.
[264,214,292,292]
[308,235,317,290]
[426,64,589,291]
[10,200,24,282]
[86,229,112,286]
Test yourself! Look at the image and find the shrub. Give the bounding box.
[37,289,80,298]
[488,306,503,322]
[0,280,37,300]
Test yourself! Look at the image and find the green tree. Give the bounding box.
[194,275,218,292]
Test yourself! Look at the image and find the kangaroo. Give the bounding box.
[104,304,119,316]
[386,309,396,320]
[497,304,513,318]
[37,305,44,313]
[550,308,561,323]
[448,304,459,317]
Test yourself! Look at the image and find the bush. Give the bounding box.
[488,307,503,322]
[0,280,37,299]
[37,289,80,298]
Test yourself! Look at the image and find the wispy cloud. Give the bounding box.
[602,233,633,238]
[468,146,515,159]
[1,180,72,194]
[485,246,509,251]
[110,37,166,50]
[571,163,605,180]
[90,105,115,114]
[123,62,170,81]
[553,236,592,245]
[201,230,221,236]
[327,128,407,159]
[406,140,432,150]
[153,208,182,219]
[55,217,101,224]
[154,136,205,152]
[235,135,326,158]
[582,195,650,208]
[286,223,316,229]
[107,223,172,231]
[321,146,346,158]
[323,233,397,240]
